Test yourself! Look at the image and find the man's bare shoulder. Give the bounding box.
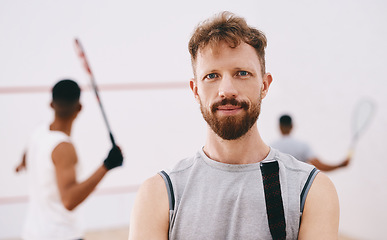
[139,174,167,198]
[52,142,77,166]
[299,172,340,239]
[129,174,169,240]
[307,172,338,205]
[312,172,337,191]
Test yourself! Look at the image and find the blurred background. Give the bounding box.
[1,0,386,239]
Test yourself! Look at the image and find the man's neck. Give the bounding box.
[203,124,270,164]
[50,118,73,136]
[282,133,291,137]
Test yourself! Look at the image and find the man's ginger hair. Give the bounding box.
[188,11,267,77]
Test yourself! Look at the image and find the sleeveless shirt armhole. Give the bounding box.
[300,168,320,213]
[158,171,175,211]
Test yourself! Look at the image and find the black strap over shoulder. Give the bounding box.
[159,163,317,239]
[260,161,286,240]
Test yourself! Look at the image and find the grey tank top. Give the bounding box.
[159,147,319,240]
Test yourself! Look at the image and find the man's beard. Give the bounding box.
[200,96,262,140]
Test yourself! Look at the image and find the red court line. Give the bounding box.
[0,82,188,94]
[0,184,140,205]
[0,85,52,94]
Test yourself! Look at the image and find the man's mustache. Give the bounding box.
[211,98,249,113]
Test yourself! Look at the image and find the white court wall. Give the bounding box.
[1,0,386,239]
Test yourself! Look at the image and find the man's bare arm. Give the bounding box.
[298,172,340,239]
[52,142,108,211]
[129,174,169,240]
[309,157,350,172]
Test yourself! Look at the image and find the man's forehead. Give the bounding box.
[195,42,261,71]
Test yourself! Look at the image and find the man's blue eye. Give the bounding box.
[238,71,248,76]
[207,73,217,79]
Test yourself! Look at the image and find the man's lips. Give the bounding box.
[211,98,249,113]
[216,104,243,115]
[217,104,242,111]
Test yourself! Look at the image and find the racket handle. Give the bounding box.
[110,133,116,147]
[347,138,357,158]
[347,148,353,159]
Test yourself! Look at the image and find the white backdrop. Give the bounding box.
[1,0,386,239]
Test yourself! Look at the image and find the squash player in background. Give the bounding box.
[15,79,123,240]
[272,114,350,171]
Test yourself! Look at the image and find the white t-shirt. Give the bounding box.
[22,124,83,240]
[271,135,315,163]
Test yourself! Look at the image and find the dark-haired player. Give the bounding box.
[16,79,123,240]
[272,114,350,171]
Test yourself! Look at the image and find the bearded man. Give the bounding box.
[129,11,339,240]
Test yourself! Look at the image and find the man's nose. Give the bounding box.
[218,75,237,99]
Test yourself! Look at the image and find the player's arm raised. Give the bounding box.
[129,174,170,240]
[53,142,107,211]
[298,172,340,239]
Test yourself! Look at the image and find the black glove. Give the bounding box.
[103,146,123,170]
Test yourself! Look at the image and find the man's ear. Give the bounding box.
[72,103,82,119]
[261,73,273,99]
[77,103,82,112]
[190,78,200,103]
[50,101,54,109]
